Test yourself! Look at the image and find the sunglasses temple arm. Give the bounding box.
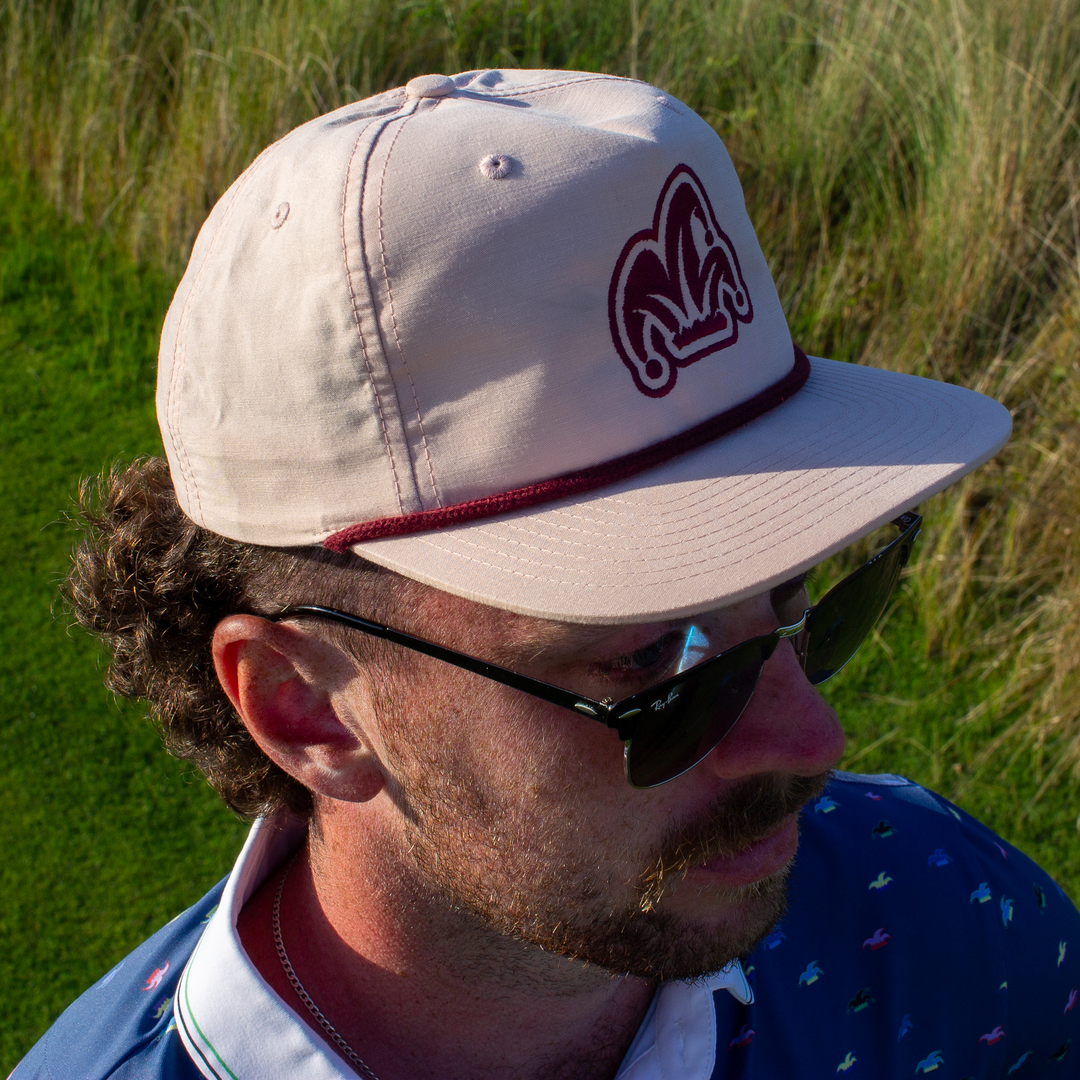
[266,519,920,744]
[803,512,922,619]
[268,605,614,724]
[892,511,921,535]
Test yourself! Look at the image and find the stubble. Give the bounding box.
[395,750,827,981]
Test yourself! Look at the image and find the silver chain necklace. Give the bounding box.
[273,858,381,1080]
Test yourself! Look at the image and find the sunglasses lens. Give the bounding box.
[803,532,913,684]
[625,639,769,787]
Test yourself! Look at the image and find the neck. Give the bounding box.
[238,804,655,1080]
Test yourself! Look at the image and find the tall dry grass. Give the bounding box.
[2,0,1079,804]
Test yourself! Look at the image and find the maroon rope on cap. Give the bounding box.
[324,344,811,551]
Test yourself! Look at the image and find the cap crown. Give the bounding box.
[158,70,793,546]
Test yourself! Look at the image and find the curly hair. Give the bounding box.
[65,457,403,818]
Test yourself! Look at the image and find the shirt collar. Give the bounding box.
[176,814,752,1080]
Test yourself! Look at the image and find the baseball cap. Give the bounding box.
[157,69,1011,625]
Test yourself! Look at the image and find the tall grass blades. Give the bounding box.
[2,0,1079,799]
[0,0,636,264]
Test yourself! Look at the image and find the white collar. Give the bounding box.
[175,815,753,1080]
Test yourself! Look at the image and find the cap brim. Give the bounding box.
[351,358,1012,625]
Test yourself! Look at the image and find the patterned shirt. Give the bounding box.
[11,771,1080,1079]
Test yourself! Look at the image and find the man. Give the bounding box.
[14,69,1079,1079]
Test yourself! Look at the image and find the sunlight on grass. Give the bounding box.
[0,171,248,1070]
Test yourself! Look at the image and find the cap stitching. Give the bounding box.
[476,74,644,98]
[323,347,809,548]
[421,466,866,567]
[405,390,964,576]
[402,464,907,587]
[585,371,954,522]
[168,141,276,523]
[342,120,406,515]
[477,386,943,551]
[375,378,978,584]
[540,397,911,535]
[376,109,443,508]
[467,465,892,568]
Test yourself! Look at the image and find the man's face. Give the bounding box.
[350,578,845,981]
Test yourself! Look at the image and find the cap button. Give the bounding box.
[405,74,456,100]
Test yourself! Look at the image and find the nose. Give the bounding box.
[698,635,846,781]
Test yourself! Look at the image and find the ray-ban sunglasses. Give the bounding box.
[268,512,920,788]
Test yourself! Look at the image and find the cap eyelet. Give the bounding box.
[479,154,512,180]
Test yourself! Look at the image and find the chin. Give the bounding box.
[541,864,791,982]
[648,864,792,978]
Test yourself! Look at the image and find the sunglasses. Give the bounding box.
[268,512,920,789]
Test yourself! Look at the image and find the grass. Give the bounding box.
[2,0,1080,1071]
[0,171,247,1070]
[821,574,1080,888]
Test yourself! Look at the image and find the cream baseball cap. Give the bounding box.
[158,69,1011,625]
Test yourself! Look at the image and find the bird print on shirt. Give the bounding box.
[141,962,170,992]
[862,928,891,950]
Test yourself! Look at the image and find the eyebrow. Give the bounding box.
[493,617,678,669]
[769,572,809,612]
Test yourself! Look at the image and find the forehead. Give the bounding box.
[398,565,806,663]
[403,575,636,656]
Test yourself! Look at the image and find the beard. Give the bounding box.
[396,755,828,982]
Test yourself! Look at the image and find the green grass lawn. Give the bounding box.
[0,172,248,1070]
[0,166,1076,1072]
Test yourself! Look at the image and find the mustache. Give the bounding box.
[637,771,830,912]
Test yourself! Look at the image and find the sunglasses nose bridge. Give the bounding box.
[775,610,810,659]
[775,612,809,638]
[747,610,810,677]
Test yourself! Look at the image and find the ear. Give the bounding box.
[212,614,385,803]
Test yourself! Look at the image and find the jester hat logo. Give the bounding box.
[609,164,753,397]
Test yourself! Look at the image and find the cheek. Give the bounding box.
[399,661,627,786]
[491,690,634,812]
[374,671,702,918]
[380,668,636,850]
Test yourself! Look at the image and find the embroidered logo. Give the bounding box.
[609,164,753,397]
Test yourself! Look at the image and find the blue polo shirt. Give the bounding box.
[11,771,1080,1079]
